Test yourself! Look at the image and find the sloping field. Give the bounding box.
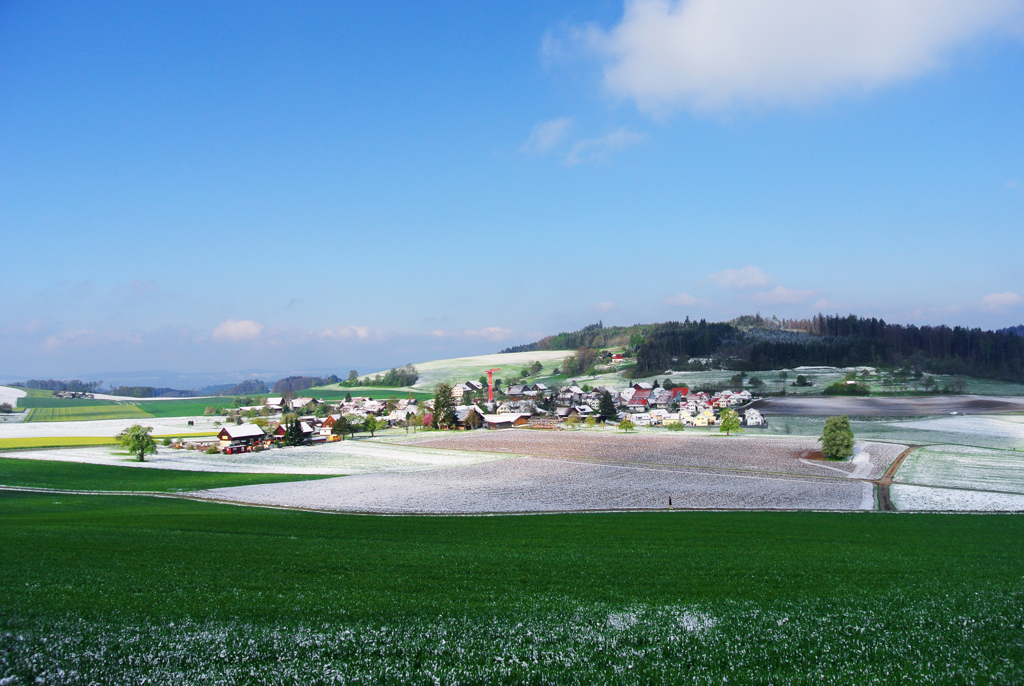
[752,394,1024,416]
[893,445,1024,494]
[195,456,876,513]
[412,431,904,481]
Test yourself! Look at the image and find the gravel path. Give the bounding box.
[192,456,877,513]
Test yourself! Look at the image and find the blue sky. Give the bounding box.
[2,0,1023,383]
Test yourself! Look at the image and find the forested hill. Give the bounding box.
[503,316,1024,383]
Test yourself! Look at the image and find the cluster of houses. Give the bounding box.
[210,381,766,453]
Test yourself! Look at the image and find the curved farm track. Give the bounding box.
[874,446,920,511]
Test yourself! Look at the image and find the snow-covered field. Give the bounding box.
[193,455,876,513]
[0,385,26,407]
[411,431,904,481]
[404,351,569,390]
[0,416,223,439]
[892,416,1024,444]
[890,484,1024,511]
[893,444,1024,494]
[0,439,513,475]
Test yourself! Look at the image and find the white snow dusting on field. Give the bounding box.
[893,444,1024,494]
[192,455,877,512]
[892,416,1024,443]
[0,416,222,439]
[0,385,26,407]
[890,484,1024,511]
[0,439,512,475]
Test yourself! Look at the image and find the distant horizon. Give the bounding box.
[5,311,1022,388]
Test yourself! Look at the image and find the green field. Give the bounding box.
[0,458,331,492]
[25,404,153,422]
[302,387,434,401]
[16,397,122,408]
[1,492,1022,683]
[0,437,118,450]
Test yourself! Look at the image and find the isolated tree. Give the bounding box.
[565,416,580,430]
[663,379,674,390]
[796,375,808,387]
[718,408,742,436]
[530,361,543,375]
[585,416,597,429]
[331,416,352,440]
[0,402,12,414]
[819,415,855,460]
[363,414,381,437]
[597,390,618,423]
[618,418,635,433]
[347,370,359,384]
[409,413,423,433]
[749,377,765,392]
[117,425,157,462]
[433,383,457,430]
[464,409,483,430]
[283,420,306,446]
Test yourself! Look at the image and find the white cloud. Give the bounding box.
[42,329,97,350]
[319,325,375,341]
[595,301,617,312]
[465,327,514,342]
[665,292,698,306]
[586,0,1023,113]
[521,117,574,153]
[212,319,264,342]
[706,265,770,290]
[980,292,1022,312]
[429,328,447,337]
[752,286,815,305]
[813,298,830,310]
[565,128,647,165]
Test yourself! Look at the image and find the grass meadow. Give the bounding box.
[1,490,1022,684]
[24,404,153,423]
[0,457,331,492]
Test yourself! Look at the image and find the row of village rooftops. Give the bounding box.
[215,401,766,453]
[254,384,755,422]
[212,385,762,453]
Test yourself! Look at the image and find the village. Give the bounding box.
[205,378,766,454]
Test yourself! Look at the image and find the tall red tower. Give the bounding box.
[485,368,500,402]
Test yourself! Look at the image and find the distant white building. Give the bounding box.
[744,408,765,426]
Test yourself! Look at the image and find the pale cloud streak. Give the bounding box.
[980,292,1022,313]
[665,292,698,306]
[752,286,815,305]
[595,301,617,312]
[706,265,770,290]
[521,117,574,153]
[319,325,376,341]
[212,319,265,342]
[582,0,1023,113]
[565,128,647,165]
[465,327,514,342]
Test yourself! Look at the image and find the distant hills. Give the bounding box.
[503,315,1024,384]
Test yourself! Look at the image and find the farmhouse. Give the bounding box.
[744,408,766,426]
[482,413,531,429]
[217,424,266,451]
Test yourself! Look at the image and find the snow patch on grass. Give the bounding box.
[891,484,1024,511]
